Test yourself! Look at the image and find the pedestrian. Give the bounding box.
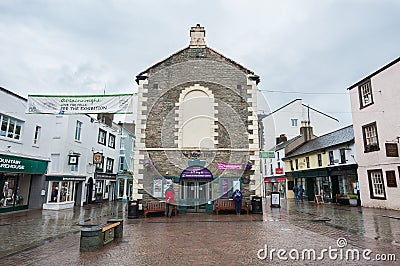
[165,184,175,218]
[232,188,243,215]
[299,184,304,201]
[293,185,299,201]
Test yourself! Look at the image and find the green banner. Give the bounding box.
[0,154,48,174]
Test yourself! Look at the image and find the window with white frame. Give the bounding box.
[98,129,107,145]
[33,125,41,145]
[359,80,373,108]
[119,156,125,171]
[75,120,82,141]
[368,169,386,199]
[362,122,379,152]
[291,118,298,127]
[0,114,23,140]
[108,134,115,148]
[50,154,60,173]
[106,158,114,173]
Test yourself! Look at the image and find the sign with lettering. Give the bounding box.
[217,163,243,170]
[260,151,275,158]
[27,94,133,114]
[385,143,399,157]
[180,166,213,179]
[0,154,48,174]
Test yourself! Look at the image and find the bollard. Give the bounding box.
[107,218,124,238]
[80,226,102,252]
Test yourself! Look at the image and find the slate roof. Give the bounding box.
[275,135,303,151]
[284,125,354,159]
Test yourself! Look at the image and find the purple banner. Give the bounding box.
[180,166,213,179]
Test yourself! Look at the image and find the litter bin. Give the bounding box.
[128,200,139,219]
[206,200,214,214]
[251,196,263,214]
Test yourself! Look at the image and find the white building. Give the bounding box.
[348,57,400,210]
[0,87,50,212]
[43,114,120,210]
[261,99,340,150]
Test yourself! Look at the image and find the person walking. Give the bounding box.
[299,184,304,202]
[165,184,175,218]
[293,185,299,201]
[232,188,243,215]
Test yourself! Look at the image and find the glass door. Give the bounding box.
[181,179,212,212]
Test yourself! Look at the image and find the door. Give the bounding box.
[181,179,212,212]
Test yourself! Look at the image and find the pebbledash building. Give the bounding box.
[133,25,261,212]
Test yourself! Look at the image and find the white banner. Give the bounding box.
[26,94,134,114]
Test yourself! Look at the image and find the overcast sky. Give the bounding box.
[1,0,399,126]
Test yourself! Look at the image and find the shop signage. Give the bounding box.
[275,168,283,174]
[93,152,103,164]
[0,154,48,174]
[26,94,134,114]
[68,155,79,165]
[45,175,86,181]
[95,172,117,180]
[217,163,243,170]
[260,151,275,158]
[264,177,286,183]
[180,166,213,179]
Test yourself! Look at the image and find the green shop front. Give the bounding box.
[0,154,48,213]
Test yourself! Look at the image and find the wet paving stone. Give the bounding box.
[0,200,399,265]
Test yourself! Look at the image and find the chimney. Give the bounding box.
[189,24,206,48]
[97,113,114,127]
[300,121,314,142]
[276,134,288,145]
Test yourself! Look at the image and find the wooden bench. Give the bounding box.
[214,198,249,215]
[144,201,177,218]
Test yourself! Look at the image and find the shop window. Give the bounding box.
[49,181,74,203]
[220,178,240,198]
[317,154,322,167]
[362,122,379,153]
[33,125,41,146]
[108,134,116,149]
[358,80,373,109]
[98,129,107,145]
[106,158,114,173]
[386,171,397,187]
[75,120,82,141]
[367,169,386,199]
[0,114,23,140]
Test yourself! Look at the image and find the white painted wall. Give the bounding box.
[349,60,400,210]
[262,99,340,150]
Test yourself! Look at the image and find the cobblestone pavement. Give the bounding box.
[0,199,399,265]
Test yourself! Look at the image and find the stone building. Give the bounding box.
[133,25,261,212]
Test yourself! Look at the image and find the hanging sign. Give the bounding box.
[26,94,133,114]
[217,163,243,170]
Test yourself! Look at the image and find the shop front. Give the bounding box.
[42,175,86,210]
[0,154,48,213]
[287,169,329,202]
[116,173,133,201]
[264,177,286,198]
[179,166,213,213]
[94,172,117,202]
[328,165,358,203]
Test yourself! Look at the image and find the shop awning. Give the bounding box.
[180,166,213,179]
[0,154,49,174]
[264,177,286,183]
